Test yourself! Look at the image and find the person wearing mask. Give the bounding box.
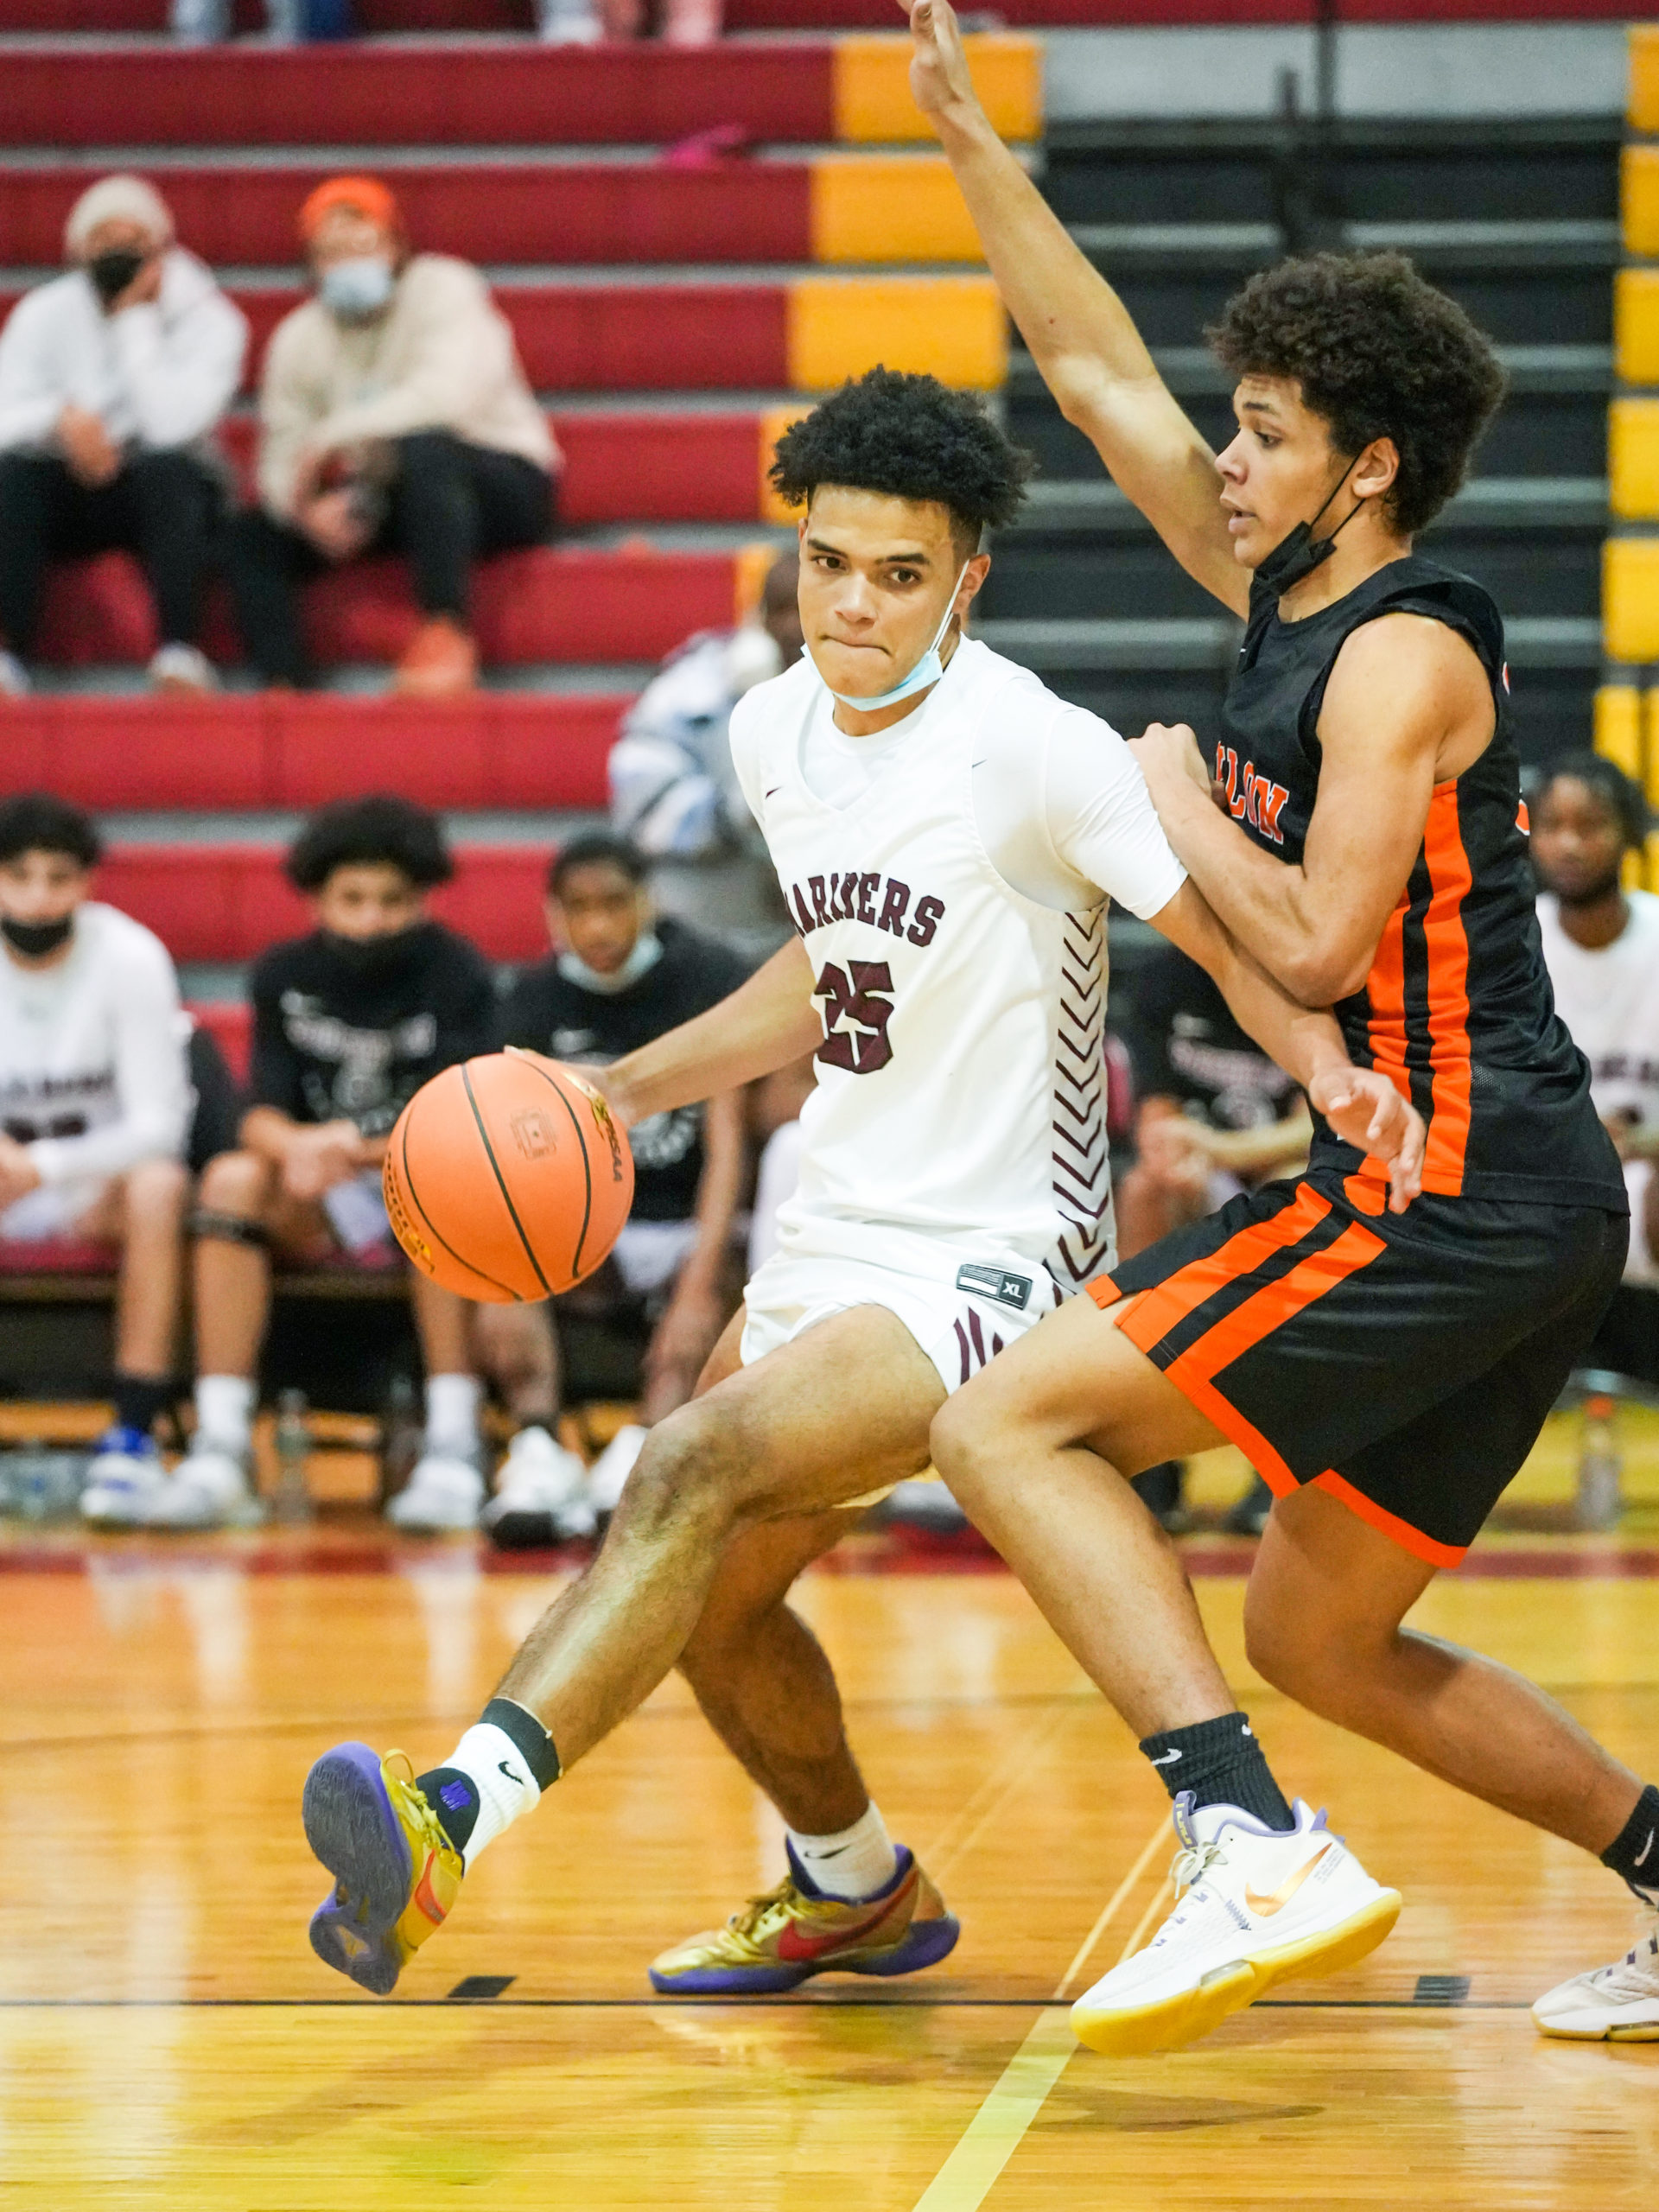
[0,794,191,1516]
[1534,753,1659,1383]
[608,550,802,946]
[537,0,721,43]
[133,797,500,1531]
[228,175,558,699]
[0,175,247,699]
[480,832,749,1546]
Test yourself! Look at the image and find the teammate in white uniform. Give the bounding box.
[0,792,191,1505]
[299,369,1422,2009]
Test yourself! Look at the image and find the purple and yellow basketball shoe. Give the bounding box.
[303,1742,462,1995]
[648,1844,960,1994]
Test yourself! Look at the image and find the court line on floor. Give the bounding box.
[908,1815,1170,2212]
[0,1996,1532,2011]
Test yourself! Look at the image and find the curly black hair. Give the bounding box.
[769,367,1032,552]
[285,793,452,893]
[1207,251,1507,537]
[0,791,100,869]
[1533,751,1652,852]
[548,830,647,896]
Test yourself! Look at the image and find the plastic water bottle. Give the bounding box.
[274,1389,314,1525]
[1574,1394,1623,1532]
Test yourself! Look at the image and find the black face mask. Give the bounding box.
[1254,459,1367,598]
[87,249,147,305]
[2,913,74,958]
[320,925,423,981]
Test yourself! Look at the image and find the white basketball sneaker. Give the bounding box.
[144,1444,264,1530]
[586,1421,646,1517]
[79,1427,169,1526]
[480,1425,595,1547]
[1070,1791,1402,2056]
[1534,1919,1659,2041]
[386,1451,485,1534]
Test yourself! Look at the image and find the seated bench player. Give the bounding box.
[476,832,750,1546]
[115,796,501,1529]
[0,793,192,1518]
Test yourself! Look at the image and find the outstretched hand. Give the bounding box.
[1306,1066,1425,1214]
[905,0,979,126]
[505,1044,638,1132]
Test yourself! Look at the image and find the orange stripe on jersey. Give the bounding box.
[1112,1184,1332,1360]
[1516,799,1530,836]
[1312,1468,1468,1568]
[1363,898,1410,1101]
[1421,784,1475,1194]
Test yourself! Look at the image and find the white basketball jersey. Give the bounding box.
[734,640,1127,1308]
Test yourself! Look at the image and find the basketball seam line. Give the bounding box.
[460,1060,555,1300]
[397,1109,522,1303]
[518,1058,596,1282]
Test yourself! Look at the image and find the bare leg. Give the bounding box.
[192,1150,279,1376]
[931,1293,1240,1738]
[84,1160,188,1379]
[1246,1484,1644,1853]
[410,1273,473,1376]
[496,1303,943,1768]
[470,1301,561,1428]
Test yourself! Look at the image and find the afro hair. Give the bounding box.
[285,793,453,894]
[769,367,1032,552]
[1533,751,1652,853]
[1207,251,1507,537]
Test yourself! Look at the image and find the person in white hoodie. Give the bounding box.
[0,792,192,1512]
[0,175,248,698]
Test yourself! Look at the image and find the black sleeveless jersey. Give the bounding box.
[1220,554,1624,1208]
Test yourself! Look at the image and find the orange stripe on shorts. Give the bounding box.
[1112,1183,1333,1360]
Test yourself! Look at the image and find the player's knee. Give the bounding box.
[1243,1584,1326,1701]
[619,1399,756,1536]
[122,1155,189,1220]
[197,1148,269,1214]
[929,1384,1001,1508]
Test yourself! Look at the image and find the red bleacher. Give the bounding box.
[0,694,619,813]
[0,1,1632,24]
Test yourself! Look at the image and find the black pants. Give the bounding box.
[0,447,223,658]
[227,431,555,686]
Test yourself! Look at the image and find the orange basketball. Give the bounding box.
[383,1053,633,1302]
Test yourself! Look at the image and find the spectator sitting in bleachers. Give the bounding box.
[0,794,191,1519]
[609,550,800,944]
[227,175,558,701]
[172,1,354,37]
[141,796,501,1532]
[1534,753,1659,1386]
[539,0,721,45]
[1118,934,1313,1536]
[0,175,247,701]
[479,831,749,1547]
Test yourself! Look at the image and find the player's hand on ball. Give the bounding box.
[1306,1068,1425,1214]
[504,1045,635,1131]
[905,0,978,125]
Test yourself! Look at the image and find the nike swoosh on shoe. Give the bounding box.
[1243,1843,1332,1918]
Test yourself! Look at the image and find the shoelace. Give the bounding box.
[384,1755,458,1867]
[1148,1839,1227,1948]
[726,1877,806,1942]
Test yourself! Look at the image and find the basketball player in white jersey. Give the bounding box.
[300,369,1421,2005]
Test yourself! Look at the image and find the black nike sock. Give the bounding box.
[1138,1711,1294,1831]
[1601,1782,1659,1903]
[112,1374,171,1437]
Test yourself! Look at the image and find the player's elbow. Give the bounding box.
[1281,941,1370,1009]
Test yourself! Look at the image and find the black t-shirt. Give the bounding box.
[249,922,499,1138]
[1126,941,1299,1133]
[499,918,750,1222]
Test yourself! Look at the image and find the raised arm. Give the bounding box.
[905,0,1245,613]
[517,938,823,1130]
[1147,880,1424,1211]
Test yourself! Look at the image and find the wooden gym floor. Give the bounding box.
[1,1423,1655,2209]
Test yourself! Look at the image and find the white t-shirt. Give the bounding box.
[1537,889,1659,1134]
[728,639,1185,1292]
[0,901,190,1189]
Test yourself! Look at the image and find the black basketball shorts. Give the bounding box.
[1090,1167,1628,1566]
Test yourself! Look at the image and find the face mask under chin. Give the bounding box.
[1252,460,1369,598]
[1,912,75,958]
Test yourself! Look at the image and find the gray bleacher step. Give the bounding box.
[976,615,1600,672]
[1070,218,1618,272]
[1008,344,1614,402]
[99,808,607,846]
[1009,476,1609,536]
[29,664,654,696]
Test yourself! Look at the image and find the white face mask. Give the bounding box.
[319,255,395,321]
[810,563,970,713]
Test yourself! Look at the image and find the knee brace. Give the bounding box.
[189,1207,268,1249]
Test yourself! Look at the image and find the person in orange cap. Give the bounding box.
[226,174,559,699]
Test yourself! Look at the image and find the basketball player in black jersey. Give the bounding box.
[909,0,1659,2050]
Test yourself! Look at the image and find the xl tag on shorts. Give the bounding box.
[955,1263,1032,1312]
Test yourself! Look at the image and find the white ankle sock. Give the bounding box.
[425,1373,481,1459]
[787,1802,899,1902]
[441,1721,545,1869]
[194,1375,254,1453]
